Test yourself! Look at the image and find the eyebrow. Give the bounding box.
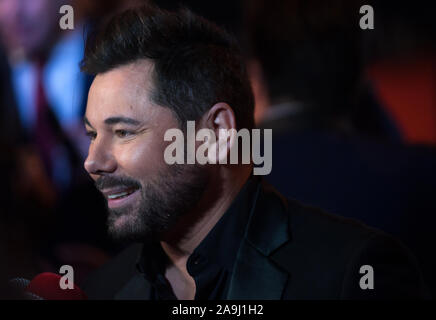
[83,116,141,128]
[83,116,93,128]
[104,117,141,126]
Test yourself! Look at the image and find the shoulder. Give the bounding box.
[261,182,430,298]
[261,179,379,243]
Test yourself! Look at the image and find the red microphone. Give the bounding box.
[10,273,87,300]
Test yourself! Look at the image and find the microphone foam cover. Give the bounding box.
[26,272,87,300]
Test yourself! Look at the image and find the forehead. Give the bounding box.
[85,60,161,124]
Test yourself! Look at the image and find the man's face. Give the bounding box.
[84,60,208,242]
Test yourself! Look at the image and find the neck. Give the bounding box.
[159,165,252,299]
[160,165,252,264]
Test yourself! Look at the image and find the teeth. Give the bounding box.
[108,191,130,199]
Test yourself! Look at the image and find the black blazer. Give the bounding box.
[83,180,429,299]
[262,127,436,297]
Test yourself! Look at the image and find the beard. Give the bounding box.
[95,163,209,244]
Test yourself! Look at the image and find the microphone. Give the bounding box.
[9,273,87,300]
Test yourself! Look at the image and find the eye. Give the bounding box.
[115,129,133,138]
[86,130,97,140]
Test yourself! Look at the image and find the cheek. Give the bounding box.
[116,135,168,178]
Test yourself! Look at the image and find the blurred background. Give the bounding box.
[0,0,435,298]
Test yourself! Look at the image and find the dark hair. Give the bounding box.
[81,5,254,129]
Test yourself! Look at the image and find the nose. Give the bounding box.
[84,140,117,176]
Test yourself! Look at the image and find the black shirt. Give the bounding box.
[136,176,260,300]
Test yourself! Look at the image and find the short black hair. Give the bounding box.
[81,4,254,129]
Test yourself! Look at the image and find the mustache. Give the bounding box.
[94,175,141,191]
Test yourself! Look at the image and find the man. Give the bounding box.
[81,5,428,299]
[245,0,436,296]
[0,0,90,184]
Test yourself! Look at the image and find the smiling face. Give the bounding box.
[84,60,209,242]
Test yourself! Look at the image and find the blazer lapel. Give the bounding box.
[227,181,291,299]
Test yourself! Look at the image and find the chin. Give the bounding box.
[107,212,147,243]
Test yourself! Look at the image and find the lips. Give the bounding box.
[100,186,140,208]
[107,189,136,200]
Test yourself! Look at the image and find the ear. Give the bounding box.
[201,102,237,164]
